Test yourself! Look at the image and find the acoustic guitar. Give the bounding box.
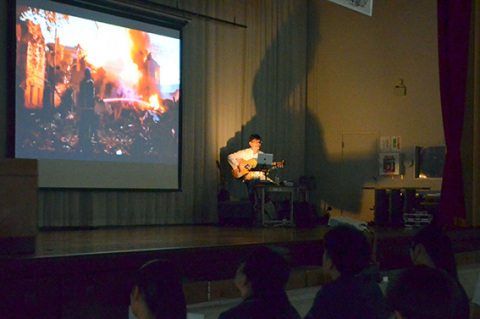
[231,158,285,180]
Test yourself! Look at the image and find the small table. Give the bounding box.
[254,184,297,227]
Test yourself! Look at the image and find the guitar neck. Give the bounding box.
[272,160,285,168]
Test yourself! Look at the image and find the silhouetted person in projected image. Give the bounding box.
[129,259,186,319]
[78,67,95,152]
[42,64,55,120]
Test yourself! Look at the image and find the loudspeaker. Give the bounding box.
[374,189,389,226]
[217,201,254,226]
[390,189,403,227]
[294,202,316,228]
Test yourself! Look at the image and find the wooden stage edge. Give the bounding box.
[33,224,330,258]
[2,224,480,282]
[2,224,480,318]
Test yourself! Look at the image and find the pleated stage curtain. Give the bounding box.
[39,0,308,227]
[471,0,480,226]
[437,0,472,225]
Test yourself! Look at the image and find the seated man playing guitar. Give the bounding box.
[228,134,266,181]
[227,134,266,202]
[228,134,285,197]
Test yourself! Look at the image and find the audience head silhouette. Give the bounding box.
[220,246,301,319]
[411,224,458,279]
[130,259,186,319]
[323,225,372,279]
[386,265,458,319]
[235,246,290,299]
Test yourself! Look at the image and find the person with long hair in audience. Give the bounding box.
[130,259,186,319]
[218,246,301,319]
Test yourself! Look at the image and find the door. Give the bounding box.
[340,132,379,221]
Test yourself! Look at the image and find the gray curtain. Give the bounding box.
[38,0,308,227]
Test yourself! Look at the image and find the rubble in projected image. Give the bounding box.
[15,5,180,164]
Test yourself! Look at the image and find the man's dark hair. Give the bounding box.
[242,246,290,297]
[323,225,371,276]
[386,266,457,319]
[249,134,262,142]
[413,224,458,279]
[134,259,186,319]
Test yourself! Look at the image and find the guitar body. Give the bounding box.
[231,159,286,180]
[231,159,257,180]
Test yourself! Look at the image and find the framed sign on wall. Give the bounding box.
[379,153,400,176]
[328,0,373,17]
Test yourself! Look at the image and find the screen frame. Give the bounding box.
[8,0,188,190]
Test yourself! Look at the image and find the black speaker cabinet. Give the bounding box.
[217,200,255,226]
[374,189,389,226]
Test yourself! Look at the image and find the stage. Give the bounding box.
[1,225,328,287]
[33,225,327,258]
[1,224,480,318]
[3,224,480,279]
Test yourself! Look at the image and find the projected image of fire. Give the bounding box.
[15,7,179,163]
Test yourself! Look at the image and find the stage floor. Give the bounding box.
[3,224,479,280]
[1,225,333,287]
[33,225,331,258]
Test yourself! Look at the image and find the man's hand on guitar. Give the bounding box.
[231,159,286,179]
[232,159,257,179]
[274,160,286,168]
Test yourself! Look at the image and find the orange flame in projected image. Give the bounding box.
[93,28,166,120]
[19,14,168,118]
[148,94,165,114]
[87,29,142,87]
